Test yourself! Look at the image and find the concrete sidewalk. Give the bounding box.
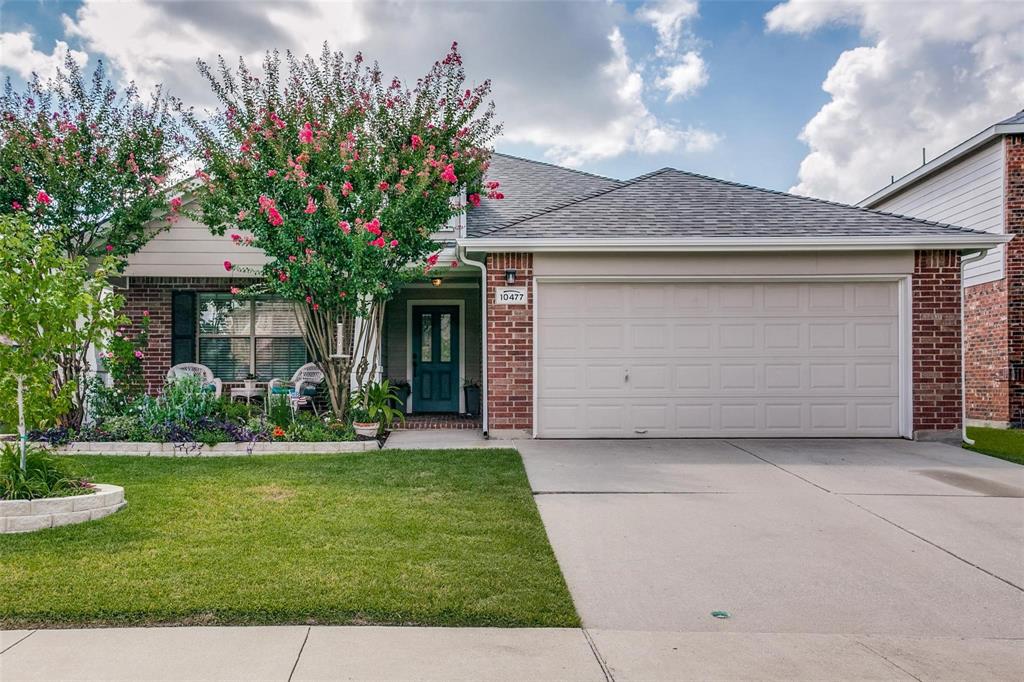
[2,625,1022,680]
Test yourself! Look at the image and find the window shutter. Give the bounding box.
[171,292,196,366]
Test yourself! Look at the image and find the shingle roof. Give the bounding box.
[998,109,1024,125]
[477,167,992,240]
[466,153,622,236]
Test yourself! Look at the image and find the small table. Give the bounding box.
[230,385,266,404]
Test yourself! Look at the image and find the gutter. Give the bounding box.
[457,245,488,436]
[959,249,989,446]
[457,235,1012,253]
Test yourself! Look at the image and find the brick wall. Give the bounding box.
[964,279,1009,423]
[912,250,963,437]
[119,277,249,394]
[485,253,533,434]
[1006,134,1024,426]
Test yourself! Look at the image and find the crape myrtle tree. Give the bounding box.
[0,55,181,427]
[180,43,502,418]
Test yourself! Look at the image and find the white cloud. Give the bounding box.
[767,0,1024,203]
[656,51,708,101]
[638,0,699,56]
[54,0,719,168]
[0,31,87,81]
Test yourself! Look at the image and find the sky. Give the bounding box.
[1,0,1022,204]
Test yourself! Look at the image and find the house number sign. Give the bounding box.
[495,287,527,304]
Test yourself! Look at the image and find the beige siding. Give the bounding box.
[871,140,1005,286]
[124,215,268,278]
[534,251,915,277]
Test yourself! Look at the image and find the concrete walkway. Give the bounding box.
[4,625,1022,680]
[382,428,509,449]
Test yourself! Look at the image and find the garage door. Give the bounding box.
[536,281,901,438]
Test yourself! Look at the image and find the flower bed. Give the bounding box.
[1,484,125,533]
[56,441,378,456]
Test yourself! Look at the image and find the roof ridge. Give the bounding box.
[492,151,622,184]
[478,167,672,237]
[658,167,983,235]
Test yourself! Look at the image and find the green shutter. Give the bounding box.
[171,292,196,365]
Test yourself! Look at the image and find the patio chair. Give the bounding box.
[268,363,325,414]
[166,363,223,398]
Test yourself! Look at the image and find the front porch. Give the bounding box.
[380,272,483,420]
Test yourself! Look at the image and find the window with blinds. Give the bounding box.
[196,294,307,380]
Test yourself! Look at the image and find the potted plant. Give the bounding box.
[349,406,379,439]
[243,373,259,391]
[351,380,406,438]
[463,378,481,417]
[389,378,411,413]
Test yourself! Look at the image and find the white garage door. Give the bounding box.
[536,281,901,438]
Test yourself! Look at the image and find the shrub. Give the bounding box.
[140,375,218,429]
[267,394,293,429]
[0,444,93,501]
[285,413,354,442]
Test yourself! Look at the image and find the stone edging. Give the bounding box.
[55,441,380,456]
[1,484,126,533]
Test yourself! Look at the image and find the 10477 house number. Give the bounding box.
[495,287,527,304]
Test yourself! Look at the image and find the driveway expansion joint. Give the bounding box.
[582,628,614,682]
[287,626,311,682]
[0,630,36,656]
[852,637,924,681]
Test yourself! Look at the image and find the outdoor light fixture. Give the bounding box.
[431,277,443,288]
[505,269,517,285]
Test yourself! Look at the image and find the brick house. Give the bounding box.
[862,111,1023,428]
[118,153,1008,442]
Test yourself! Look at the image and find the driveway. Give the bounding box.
[517,438,1024,679]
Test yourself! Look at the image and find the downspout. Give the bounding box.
[457,245,488,436]
[960,249,988,446]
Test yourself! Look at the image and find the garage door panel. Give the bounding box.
[537,281,901,438]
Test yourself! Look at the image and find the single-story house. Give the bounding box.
[861,111,1023,428]
[117,153,1011,442]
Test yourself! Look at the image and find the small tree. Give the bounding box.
[0,56,181,426]
[182,43,502,417]
[0,216,125,441]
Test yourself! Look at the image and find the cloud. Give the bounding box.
[638,0,699,56]
[767,0,1024,203]
[656,51,708,101]
[54,0,719,169]
[637,0,709,103]
[0,31,88,81]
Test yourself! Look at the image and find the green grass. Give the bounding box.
[0,450,578,628]
[965,427,1024,465]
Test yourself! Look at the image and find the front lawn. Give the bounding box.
[965,427,1024,465]
[0,450,578,628]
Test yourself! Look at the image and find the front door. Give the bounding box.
[411,305,460,412]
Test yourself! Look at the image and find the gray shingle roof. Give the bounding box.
[477,167,992,240]
[998,109,1024,125]
[466,153,622,236]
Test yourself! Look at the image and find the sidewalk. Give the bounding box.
[3,625,1021,680]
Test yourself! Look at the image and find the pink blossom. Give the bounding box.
[11,201,21,210]
[230,287,241,295]
[450,260,459,268]
[342,181,353,197]
[365,218,382,236]
[440,164,458,184]
[390,239,399,247]
[267,207,283,226]
[338,220,351,234]
[467,193,481,208]
[369,237,387,248]
[105,244,114,253]
[230,233,242,242]
[427,253,440,266]
[304,196,317,214]
[36,190,52,205]
[134,350,144,359]
[237,210,248,221]
[269,111,286,129]
[142,310,150,317]
[305,295,313,304]
[410,134,423,149]
[169,197,183,211]
[296,235,305,243]
[299,122,314,144]
[313,303,320,311]
[289,255,297,262]
[224,260,233,272]
[267,169,278,177]
[278,271,289,282]
[378,181,389,191]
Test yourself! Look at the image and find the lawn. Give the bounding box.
[0,449,578,628]
[965,427,1024,465]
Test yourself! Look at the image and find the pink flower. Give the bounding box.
[342,181,353,197]
[230,287,241,295]
[440,164,458,184]
[267,169,278,177]
[365,218,382,235]
[237,210,248,221]
[36,190,52,205]
[224,260,233,272]
[369,237,387,248]
[305,295,312,303]
[390,239,399,247]
[11,201,21,210]
[289,255,297,262]
[450,260,459,268]
[338,220,351,234]
[134,350,144,359]
[378,181,389,191]
[410,134,423,149]
[427,253,439,266]
[142,310,150,317]
[296,235,305,243]
[313,303,320,311]
[105,244,114,253]
[467,193,481,208]
[278,271,289,282]
[299,122,314,144]
[230,233,242,242]
[269,111,286,129]
[267,207,283,226]
[304,196,317,214]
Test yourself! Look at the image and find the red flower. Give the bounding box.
[338,220,351,234]
[230,233,242,242]
[36,190,52,205]
[390,239,399,247]
[224,260,233,271]
[365,218,382,235]
[440,164,458,183]
[10,201,21,210]
[410,134,423,149]
[342,181,353,197]
[426,253,439,266]
[378,181,389,191]
[305,295,312,303]
[304,195,317,214]
[267,207,283,226]
[467,193,481,208]
[105,244,114,253]
[267,169,278,177]
[299,122,314,144]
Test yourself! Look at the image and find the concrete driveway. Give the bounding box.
[517,438,1024,679]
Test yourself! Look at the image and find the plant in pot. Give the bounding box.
[389,378,411,413]
[463,378,482,417]
[351,380,406,438]
[243,373,259,392]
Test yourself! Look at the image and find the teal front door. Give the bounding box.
[411,305,460,412]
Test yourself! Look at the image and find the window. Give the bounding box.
[197,294,307,380]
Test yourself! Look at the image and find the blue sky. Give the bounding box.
[2,1,1022,203]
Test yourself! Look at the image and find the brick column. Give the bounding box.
[964,281,1009,424]
[485,253,533,437]
[912,250,962,440]
[1005,134,1024,426]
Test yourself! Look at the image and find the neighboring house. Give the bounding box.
[118,153,1008,442]
[861,111,1024,428]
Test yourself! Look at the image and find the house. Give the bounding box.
[117,153,1009,442]
[861,111,1024,428]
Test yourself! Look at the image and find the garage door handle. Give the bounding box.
[634,428,648,434]
[624,368,629,382]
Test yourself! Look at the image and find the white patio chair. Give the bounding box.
[268,363,325,414]
[166,363,223,398]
